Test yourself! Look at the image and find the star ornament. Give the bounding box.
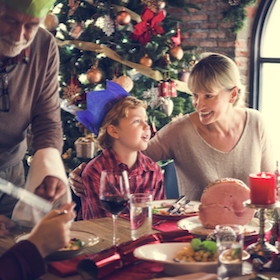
[130,7,165,45]
[76,81,129,136]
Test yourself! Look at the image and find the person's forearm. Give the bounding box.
[0,240,45,280]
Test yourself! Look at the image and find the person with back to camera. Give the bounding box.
[75,81,165,220]
[0,0,71,224]
[69,53,275,201]
[0,202,76,280]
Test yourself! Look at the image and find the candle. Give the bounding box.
[249,172,277,205]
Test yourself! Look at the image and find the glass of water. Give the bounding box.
[216,224,244,279]
[130,193,152,240]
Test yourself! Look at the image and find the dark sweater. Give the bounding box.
[0,240,45,280]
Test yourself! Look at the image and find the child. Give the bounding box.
[76,81,165,220]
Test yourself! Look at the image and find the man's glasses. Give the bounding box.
[0,73,9,112]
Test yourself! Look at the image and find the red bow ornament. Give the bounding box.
[171,29,181,47]
[130,7,165,45]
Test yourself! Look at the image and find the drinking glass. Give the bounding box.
[99,170,130,245]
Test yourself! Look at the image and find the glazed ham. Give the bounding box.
[198,178,255,229]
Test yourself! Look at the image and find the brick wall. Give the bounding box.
[169,0,261,98]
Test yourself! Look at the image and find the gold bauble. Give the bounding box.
[114,75,134,92]
[169,46,184,60]
[44,12,59,31]
[86,67,102,84]
[116,10,131,26]
[139,54,153,67]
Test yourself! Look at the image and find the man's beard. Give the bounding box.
[0,35,33,57]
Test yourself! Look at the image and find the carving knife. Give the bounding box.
[0,177,53,213]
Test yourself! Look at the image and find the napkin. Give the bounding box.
[152,217,181,232]
[12,148,71,227]
[151,272,217,280]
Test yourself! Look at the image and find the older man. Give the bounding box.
[0,0,70,220]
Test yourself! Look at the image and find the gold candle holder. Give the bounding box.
[243,200,280,259]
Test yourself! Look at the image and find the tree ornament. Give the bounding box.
[159,53,171,68]
[161,97,174,116]
[114,75,134,92]
[141,0,158,13]
[158,78,177,98]
[157,0,166,10]
[86,65,102,84]
[178,69,190,83]
[130,7,165,45]
[102,15,115,36]
[44,11,59,31]
[169,45,184,60]
[62,74,82,104]
[116,10,131,26]
[69,21,85,39]
[228,0,240,6]
[142,83,160,109]
[139,54,153,67]
[68,0,81,16]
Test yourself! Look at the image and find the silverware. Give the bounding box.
[167,195,190,214]
[153,219,167,226]
[0,177,53,213]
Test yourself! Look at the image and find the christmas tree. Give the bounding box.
[47,0,199,171]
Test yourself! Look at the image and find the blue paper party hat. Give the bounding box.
[76,81,129,135]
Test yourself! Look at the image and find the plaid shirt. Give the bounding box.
[0,47,30,72]
[79,148,165,220]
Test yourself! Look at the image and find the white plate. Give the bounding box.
[177,216,272,237]
[15,230,99,261]
[152,199,201,220]
[133,242,217,276]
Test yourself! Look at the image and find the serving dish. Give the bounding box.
[133,242,217,276]
[177,217,272,238]
[15,230,99,261]
[152,199,200,220]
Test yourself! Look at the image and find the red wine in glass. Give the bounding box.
[100,195,129,215]
[99,170,130,245]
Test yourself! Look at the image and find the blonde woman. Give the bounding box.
[145,53,275,200]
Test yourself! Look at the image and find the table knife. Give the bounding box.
[0,177,53,213]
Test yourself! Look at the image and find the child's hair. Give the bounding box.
[188,53,245,107]
[97,96,147,149]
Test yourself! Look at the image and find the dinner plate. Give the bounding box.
[15,230,99,261]
[177,216,272,238]
[152,199,201,220]
[133,242,217,276]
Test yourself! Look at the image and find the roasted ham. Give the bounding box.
[199,178,255,229]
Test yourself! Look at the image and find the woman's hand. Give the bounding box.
[27,202,76,258]
[68,162,87,197]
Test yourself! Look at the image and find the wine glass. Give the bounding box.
[99,170,130,245]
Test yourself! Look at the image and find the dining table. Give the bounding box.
[1,216,280,280]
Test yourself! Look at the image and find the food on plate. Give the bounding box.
[60,238,85,251]
[219,247,242,263]
[174,238,217,263]
[198,178,255,229]
[152,200,199,216]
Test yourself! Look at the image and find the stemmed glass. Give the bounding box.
[99,170,130,245]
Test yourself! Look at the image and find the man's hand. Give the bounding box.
[68,162,87,197]
[0,215,15,237]
[35,176,67,202]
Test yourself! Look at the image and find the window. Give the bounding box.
[250,0,280,164]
